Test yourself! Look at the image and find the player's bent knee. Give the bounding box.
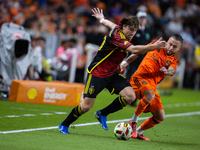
[80,105,91,113]
[80,103,93,113]
[156,115,165,122]
[80,97,95,113]
[124,93,136,104]
[144,90,155,102]
[152,110,165,122]
[160,115,165,121]
[119,88,136,104]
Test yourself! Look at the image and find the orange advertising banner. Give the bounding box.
[9,80,85,107]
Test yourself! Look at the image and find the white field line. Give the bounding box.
[2,102,199,119]
[10,102,200,112]
[0,111,200,134]
[163,102,200,108]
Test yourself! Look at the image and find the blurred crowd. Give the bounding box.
[1,0,200,89]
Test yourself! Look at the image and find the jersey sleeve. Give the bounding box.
[112,30,132,50]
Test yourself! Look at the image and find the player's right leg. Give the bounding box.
[59,73,104,134]
[59,97,95,134]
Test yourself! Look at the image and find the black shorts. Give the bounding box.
[83,73,131,98]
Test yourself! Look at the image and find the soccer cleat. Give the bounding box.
[137,134,150,141]
[129,120,137,138]
[94,110,108,130]
[59,123,69,134]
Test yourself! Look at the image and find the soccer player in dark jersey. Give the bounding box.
[58,8,166,134]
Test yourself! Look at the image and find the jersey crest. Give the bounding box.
[165,60,171,67]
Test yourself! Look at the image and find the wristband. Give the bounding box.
[121,61,128,67]
[99,18,105,23]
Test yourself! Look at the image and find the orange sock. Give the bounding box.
[135,97,149,116]
[141,116,163,131]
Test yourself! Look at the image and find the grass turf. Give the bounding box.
[0,88,200,150]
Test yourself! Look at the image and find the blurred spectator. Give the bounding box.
[184,0,200,18]
[36,37,53,82]
[182,41,196,88]
[26,38,43,80]
[55,40,70,56]
[109,2,122,23]
[165,16,183,38]
[163,3,185,21]
[85,23,104,46]
[147,0,162,20]
[180,25,195,47]
[137,5,155,28]
[54,38,84,82]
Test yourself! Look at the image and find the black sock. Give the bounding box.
[61,105,83,127]
[100,96,128,116]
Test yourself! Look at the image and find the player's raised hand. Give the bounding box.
[91,7,104,21]
[154,37,166,49]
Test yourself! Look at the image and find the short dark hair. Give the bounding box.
[69,38,77,44]
[120,16,139,29]
[36,37,46,42]
[61,40,68,45]
[170,34,183,45]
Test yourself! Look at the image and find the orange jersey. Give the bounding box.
[132,48,179,89]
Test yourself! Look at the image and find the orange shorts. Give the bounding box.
[129,76,163,113]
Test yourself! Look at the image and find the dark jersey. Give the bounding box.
[87,25,132,78]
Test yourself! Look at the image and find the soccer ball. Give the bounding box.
[114,122,132,140]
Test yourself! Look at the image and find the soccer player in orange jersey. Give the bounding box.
[120,34,183,141]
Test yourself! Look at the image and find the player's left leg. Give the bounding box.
[60,73,104,134]
[129,86,155,138]
[59,97,95,134]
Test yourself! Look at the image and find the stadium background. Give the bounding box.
[0,1,200,149]
[1,0,200,89]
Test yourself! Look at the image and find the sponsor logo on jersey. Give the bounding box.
[165,60,171,66]
[124,41,129,45]
[142,80,148,84]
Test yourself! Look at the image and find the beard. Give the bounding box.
[166,50,174,56]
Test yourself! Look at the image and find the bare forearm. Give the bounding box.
[127,44,156,54]
[102,19,116,30]
[121,54,139,67]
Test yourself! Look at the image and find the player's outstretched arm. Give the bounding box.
[126,37,166,54]
[91,7,116,29]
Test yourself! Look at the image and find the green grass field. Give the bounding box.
[0,88,200,150]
